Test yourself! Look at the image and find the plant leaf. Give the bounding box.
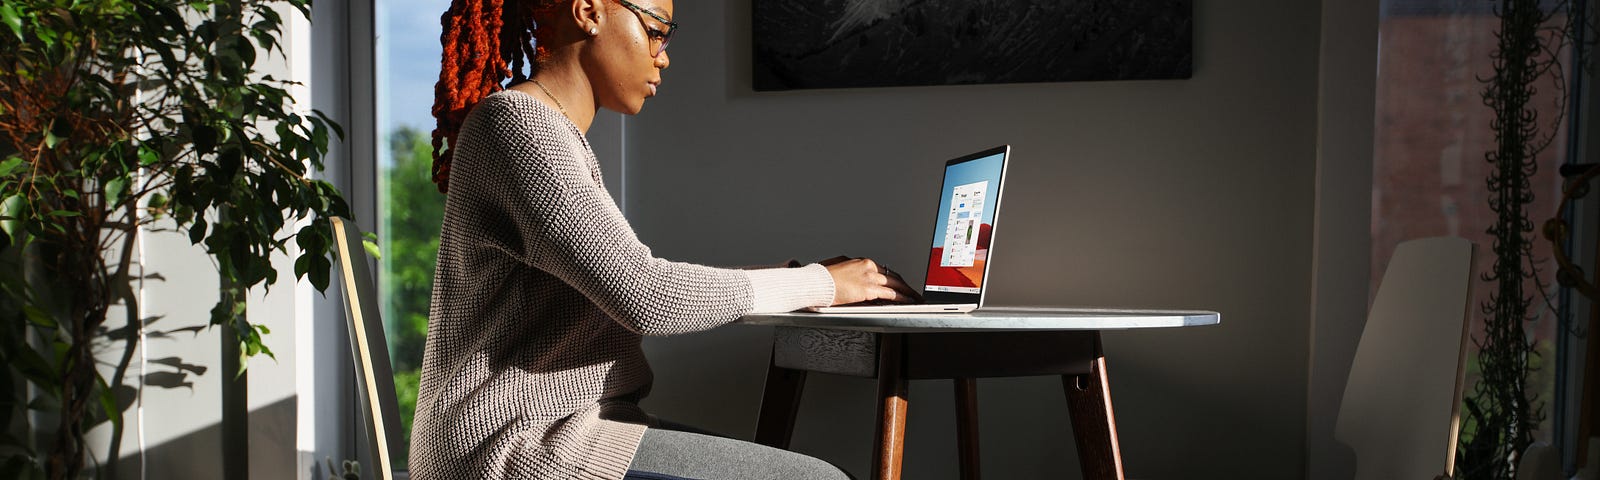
[97,376,121,428]
[138,145,159,166]
[22,305,55,328]
[193,125,217,154]
[34,26,53,50]
[309,254,330,292]
[104,177,127,206]
[13,348,58,395]
[189,219,207,244]
[0,3,21,41]
[0,157,23,177]
[362,239,381,260]
[1,194,23,237]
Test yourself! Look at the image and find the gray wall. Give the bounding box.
[1307,0,1379,478]
[620,0,1324,478]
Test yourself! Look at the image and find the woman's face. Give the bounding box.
[588,0,673,115]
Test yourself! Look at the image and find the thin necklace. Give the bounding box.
[529,79,568,118]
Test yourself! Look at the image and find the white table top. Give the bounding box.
[737,306,1221,333]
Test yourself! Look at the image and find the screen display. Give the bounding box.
[924,152,1005,294]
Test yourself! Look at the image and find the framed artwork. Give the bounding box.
[753,0,1194,91]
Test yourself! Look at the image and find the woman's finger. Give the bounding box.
[893,280,920,299]
[875,286,912,303]
[899,282,922,301]
[878,267,910,287]
[863,261,920,303]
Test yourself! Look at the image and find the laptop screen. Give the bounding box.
[923,147,1008,300]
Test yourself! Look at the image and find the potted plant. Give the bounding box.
[0,1,350,478]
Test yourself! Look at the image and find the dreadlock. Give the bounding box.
[431,0,560,193]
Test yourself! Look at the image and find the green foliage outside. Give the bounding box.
[379,127,444,470]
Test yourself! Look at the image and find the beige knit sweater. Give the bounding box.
[408,90,837,479]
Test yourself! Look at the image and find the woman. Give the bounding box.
[410,0,918,478]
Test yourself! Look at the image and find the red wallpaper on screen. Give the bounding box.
[925,223,992,288]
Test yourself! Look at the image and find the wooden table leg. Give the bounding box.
[872,334,909,480]
[754,354,807,450]
[1063,356,1125,480]
[955,377,981,480]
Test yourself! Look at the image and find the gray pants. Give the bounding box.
[625,420,853,480]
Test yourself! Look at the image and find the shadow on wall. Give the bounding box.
[1102,328,1310,478]
[106,396,299,479]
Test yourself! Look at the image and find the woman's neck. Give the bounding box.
[515,65,597,133]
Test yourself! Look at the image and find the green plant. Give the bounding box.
[0,1,348,478]
[1455,0,1573,477]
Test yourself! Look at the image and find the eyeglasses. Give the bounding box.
[618,0,676,58]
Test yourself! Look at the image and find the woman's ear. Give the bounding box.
[569,0,603,36]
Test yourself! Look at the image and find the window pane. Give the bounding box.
[1373,1,1567,448]
[376,0,452,470]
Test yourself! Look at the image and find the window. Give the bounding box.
[375,0,453,469]
[1372,0,1590,471]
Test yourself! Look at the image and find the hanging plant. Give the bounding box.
[0,1,348,479]
[1456,0,1577,477]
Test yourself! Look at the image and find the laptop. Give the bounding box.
[810,145,1011,314]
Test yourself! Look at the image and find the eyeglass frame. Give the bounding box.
[616,0,676,58]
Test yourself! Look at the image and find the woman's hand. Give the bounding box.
[824,257,921,305]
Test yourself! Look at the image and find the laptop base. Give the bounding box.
[806,303,977,314]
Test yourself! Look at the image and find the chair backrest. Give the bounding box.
[331,217,404,480]
[1335,236,1476,480]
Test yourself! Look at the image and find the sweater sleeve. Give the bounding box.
[745,263,836,313]
[467,100,833,334]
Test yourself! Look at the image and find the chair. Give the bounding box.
[332,217,405,480]
[1335,236,1476,480]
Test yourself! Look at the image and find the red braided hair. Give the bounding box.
[431,0,561,193]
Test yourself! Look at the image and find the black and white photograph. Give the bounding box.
[754,0,1194,91]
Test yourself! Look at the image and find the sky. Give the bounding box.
[929,152,1004,248]
[378,0,453,134]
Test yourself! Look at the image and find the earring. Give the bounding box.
[590,27,599,35]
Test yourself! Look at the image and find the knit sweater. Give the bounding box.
[408,90,837,480]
